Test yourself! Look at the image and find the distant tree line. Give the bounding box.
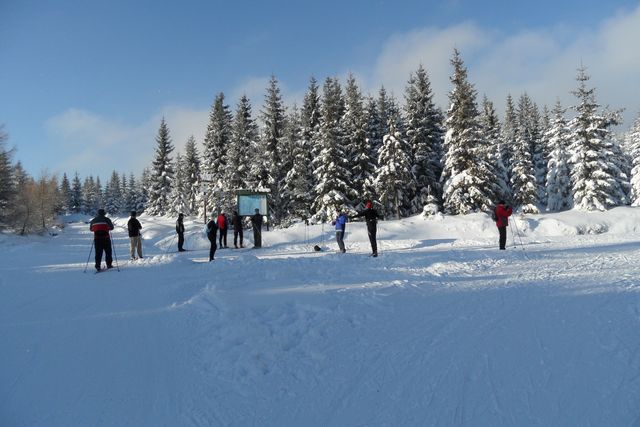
[2,49,640,234]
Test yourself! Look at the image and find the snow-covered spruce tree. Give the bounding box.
[259,76,287,223]
[375,118,413,219]
[362,95,381,203]
[343,74,371,208]
[104,170,122,214]
[545,100,573,211]
[137,168,152,213]
[123,173,138,213]
[227,96,255,196]
[182,136,201,216]
[203,93,233,215]
[500,94,517,183]
[510,94,539,213]
[480,96,509,201]
[374,87,392,157]
[58,173,72,215]
[528,99,547,206]
[440,49,496,215]
[284,78,320,221]
[0,125,14,226]
[146,118,174,216]
[312,77,354,221]
[569,66,628,211]
[169,153,189,216]
[404,64,444,213]
[279,105,303,222]
[70,172,83,213]
[628,113,640,205]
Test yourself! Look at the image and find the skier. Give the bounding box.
[205,216,218,261]
[231,210,244,248]
[176,213,186,252]
[494,200,513,250]
[217,211,229,248]
[351,200,382,257]
[127,210,143,260]
[89,208,114,271]
[250,208,263,248]
[332,210,348,253]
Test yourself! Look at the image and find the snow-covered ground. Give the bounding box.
[2,208,640,426]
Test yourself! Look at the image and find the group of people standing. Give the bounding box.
[203,209,263,261]
[88,200,513,271]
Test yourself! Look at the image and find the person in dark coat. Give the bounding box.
[217,212,229,248]
[351,200,382,257]
[205,216,218,261]
[89,208,114,271]
[231,210,244,248]
[332,210,348,253]
[494,200,513,250]
[250,208,263,248]
[176,213,186,252]
[127,210,143,260]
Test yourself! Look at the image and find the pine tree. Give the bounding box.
[70,172,83,213]
[203,92,233,214]
[283,78,320,220]
[501,94,517,182]
[170,153,189,216]
[58,173,72,214]
[0,125,14,227]
[280,106,303,221]
[569,66,627,211]
[628,114,640,205]
[404,64,444,213]
[480,96,509,200]
[229,96,256,194]
[182,136,202,216]
[259,76,287,222]
[146,118,174,216]
[545,100,573,211]
[104,170,122,214]
[375,119,413,218]
[511,94,540,213]
[362,95,381,202]
[312,77,353,221]
[124,173,138,213]
[343,74,370,206]
[440,49,496,214]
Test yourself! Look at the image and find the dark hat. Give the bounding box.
[178,213,184,217]
[130,210,137,216]
[98,208,106,216]
[498,200,506,205]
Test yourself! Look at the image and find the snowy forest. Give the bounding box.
[2,49,640,234]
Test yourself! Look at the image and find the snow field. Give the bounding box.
[2,208,640,426]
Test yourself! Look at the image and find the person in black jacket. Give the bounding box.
[231,210,244,248]
[127,210,143,260]
[250,208,263,248]
[351,200,382,257]
[89,208,115,271]
[176,213,186,252]
[205,217,218,261]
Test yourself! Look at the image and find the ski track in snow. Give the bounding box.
[2,211,640,426]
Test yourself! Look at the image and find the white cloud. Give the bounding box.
[45,105,209,179]
[367,5,640,125]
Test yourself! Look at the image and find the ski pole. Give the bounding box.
[83,239,94,273]
[109,231,120,271]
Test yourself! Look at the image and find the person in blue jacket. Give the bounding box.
[332,210,349,253]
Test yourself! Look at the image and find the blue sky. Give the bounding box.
[2,0,640,180]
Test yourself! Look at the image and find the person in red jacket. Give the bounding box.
[217,212,229,248]
[494,200,513,250]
